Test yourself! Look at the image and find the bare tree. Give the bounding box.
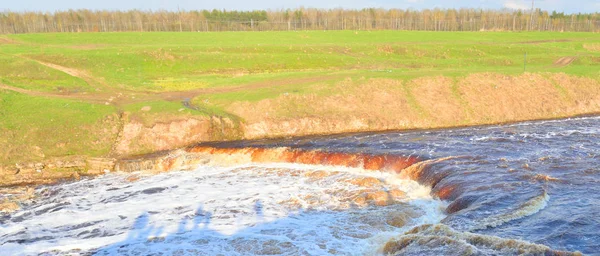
[0,8,598,34]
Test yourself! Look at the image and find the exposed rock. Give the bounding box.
[86,158,116,175]
[113,117,240,156]
[0,156,105,187]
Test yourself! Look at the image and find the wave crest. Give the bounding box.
[383,224,581,256]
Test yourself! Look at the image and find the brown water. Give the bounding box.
[215,116,600,255]
[2,117,599,255]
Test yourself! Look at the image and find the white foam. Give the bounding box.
[472,191,549,231]
[0,163,446,255]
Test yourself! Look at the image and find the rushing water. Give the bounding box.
[1,164,444,255]
[2,117,600,255]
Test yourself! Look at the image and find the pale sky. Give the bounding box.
[4,0,600,14]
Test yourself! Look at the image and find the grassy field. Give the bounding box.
[1,31,600,164]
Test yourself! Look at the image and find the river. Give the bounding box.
[2,117,599,255]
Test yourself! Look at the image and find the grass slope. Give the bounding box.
[1,31,599,163]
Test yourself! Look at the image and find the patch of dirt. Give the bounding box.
[68,44,107,50]
[377,45,396,54]
[144,48,177,61]
[329,46,354,56]
[0,37,19,44]
[583,44,600,52]
[516,39,572,44]
[553,57,577,67]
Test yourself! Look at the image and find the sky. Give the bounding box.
[4,0,600,14]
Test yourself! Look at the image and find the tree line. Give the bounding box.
[1,8,599,34]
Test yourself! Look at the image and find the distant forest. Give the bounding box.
[1,8,599,34]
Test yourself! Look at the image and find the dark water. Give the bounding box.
[235,117,600,254]
[2,117,599,255]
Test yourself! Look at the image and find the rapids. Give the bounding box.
[1,164,444,255]
[2,116,600,255]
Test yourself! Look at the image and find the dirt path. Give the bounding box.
[35,61,95,84]
[553,57,577,67]
[4,45,341,105]
[0,82,165,107]
[26,58,113,91]
[0,83,112,104]
[21,53,340,103]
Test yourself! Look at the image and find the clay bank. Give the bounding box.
[2,73,600,186]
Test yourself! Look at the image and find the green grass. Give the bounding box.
[0,90,116,164]
[3,31,599,93]
[1,31,599,163]
[0,54,90,92]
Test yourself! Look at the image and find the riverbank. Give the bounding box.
[3,72,600,180]
[2,72,600,188]
[1,109,599,188]
[1,31,600,190]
